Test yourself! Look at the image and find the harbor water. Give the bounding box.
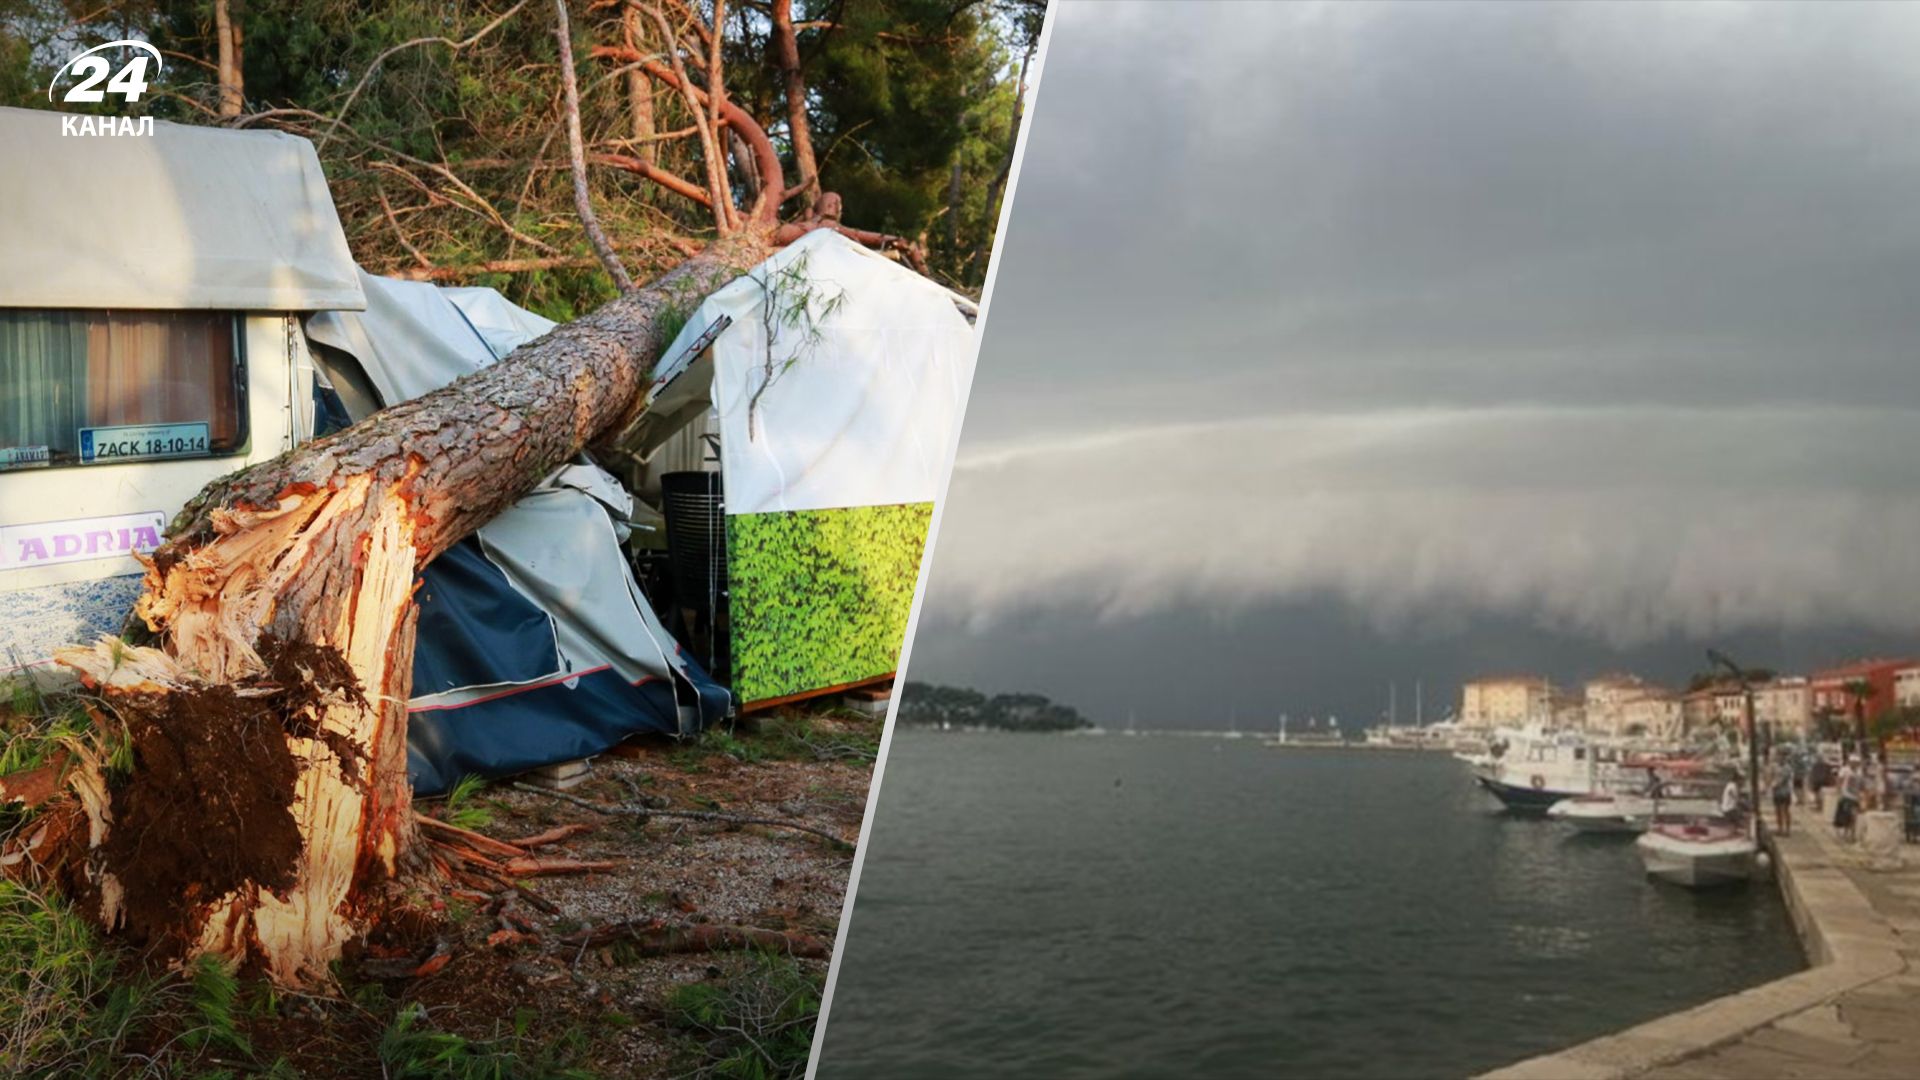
[817,732,1805,1078]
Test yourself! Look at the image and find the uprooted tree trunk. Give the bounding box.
[44,234,773,987]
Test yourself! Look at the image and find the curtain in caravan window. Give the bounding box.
[0,313,87,459]
[84,313,240,444]
[0,310,243,470]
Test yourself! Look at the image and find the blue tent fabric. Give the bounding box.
[407,657,727,798]
[411,539,561,696]
[405,534,729,796]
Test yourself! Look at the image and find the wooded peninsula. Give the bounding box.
[896,682,1091,732]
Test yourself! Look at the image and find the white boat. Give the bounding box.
[1467,726,1632,813]
[1546,792,1720,834]
[1635,817,1757,888]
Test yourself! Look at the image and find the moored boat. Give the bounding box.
[1467,727,1628,813]
[1635,817,1757,888]
[1546,791,1720,833]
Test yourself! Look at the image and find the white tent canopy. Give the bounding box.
[306,272,556,404]
[0,106,364,311]
[644,229,978,515]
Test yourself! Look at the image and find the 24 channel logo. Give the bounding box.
[46,40,163,138]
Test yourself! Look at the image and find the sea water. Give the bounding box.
[817,732,1804,1078]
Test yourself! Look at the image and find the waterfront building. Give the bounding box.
[1679,683,1735,734]
[1712,686,1747,728]
[1678,677,1811,741]
[1896,666,1920,710]
[1582,668,1674,734]
[1617,692,1683,740]
[1809,659,1915,734]
[1460,675,1553,730]
[1551,688,1586,731]
[1753,676,1812,741]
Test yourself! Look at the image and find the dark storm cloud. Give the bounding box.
[916,1,1920,717]
[969,0,1920,441]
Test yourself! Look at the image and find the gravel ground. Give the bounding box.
[253,706,880,1078]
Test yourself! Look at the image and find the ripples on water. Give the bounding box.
[817,732,1804,1079]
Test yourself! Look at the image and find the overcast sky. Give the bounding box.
[911,0,1920,728]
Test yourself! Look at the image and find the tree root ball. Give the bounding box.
[68,638,368,961]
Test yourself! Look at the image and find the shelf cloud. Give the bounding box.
[930,406,1920,646]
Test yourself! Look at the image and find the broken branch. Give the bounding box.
[509,782,852,849]
[554,0,635,291]
[557,919,830,958]
[510,823,595,848]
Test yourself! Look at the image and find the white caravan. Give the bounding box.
[0,106,363,671]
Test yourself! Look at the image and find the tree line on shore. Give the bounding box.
[897,682,1090,732]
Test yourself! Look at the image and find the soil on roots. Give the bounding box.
[84,639,368,957]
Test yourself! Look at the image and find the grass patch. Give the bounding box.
[756,712,879,765]
[181,954,251,1057]
[1,880,124,1074]
[0,880,177,1078]
[0,882,309,1078]
[671,728,763,769]
[378,1002,596,1080]
[666,711,879,772]
[0,678,91,778]
[665,953,821,1080]
[442,774,496,831]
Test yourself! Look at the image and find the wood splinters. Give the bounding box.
[416,814,527,858]
[502,857,620,877]
[509,823,594,849]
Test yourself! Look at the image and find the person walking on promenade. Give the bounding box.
[1835,758,1861,842]
[1810,753,1832,814]
[1769,759,1793,836]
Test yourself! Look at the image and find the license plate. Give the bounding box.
[78,422,211,464]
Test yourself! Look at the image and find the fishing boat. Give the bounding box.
[1467,727,1631,813]
[1635,816,1757,888]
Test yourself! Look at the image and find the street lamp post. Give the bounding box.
[1709,649,1763,845]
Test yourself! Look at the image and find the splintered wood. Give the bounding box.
[52,478,425,987]
[234,485,419,986]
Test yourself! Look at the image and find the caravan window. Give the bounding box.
[0,310,246,470]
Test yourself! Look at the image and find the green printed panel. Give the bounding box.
[728,502,934,705]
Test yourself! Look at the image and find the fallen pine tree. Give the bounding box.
[31,236,766,984]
